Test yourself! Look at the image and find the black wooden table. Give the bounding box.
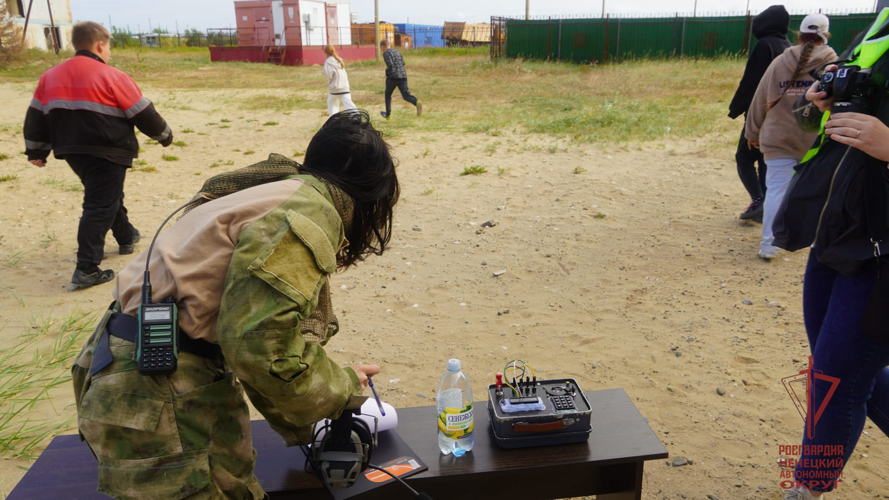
[9,388,667,500]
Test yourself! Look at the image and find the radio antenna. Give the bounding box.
[142,200,195,305]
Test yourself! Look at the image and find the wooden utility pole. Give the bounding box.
[46,0,59,53]
[21,0,34,44]
[601,0,606,18]
[525,0,529,20]
[374,0,380,60]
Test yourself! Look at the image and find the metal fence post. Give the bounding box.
[680,16,686,57]
[557,19,562,60]
[616,18,620,62]
[604,15,610,63]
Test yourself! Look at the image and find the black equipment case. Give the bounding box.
[486,378,592,449]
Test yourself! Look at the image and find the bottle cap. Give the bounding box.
[447,358,461,372]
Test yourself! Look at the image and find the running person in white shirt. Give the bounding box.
[323,45,357,116]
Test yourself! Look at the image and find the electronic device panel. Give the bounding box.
[487,378,592,449]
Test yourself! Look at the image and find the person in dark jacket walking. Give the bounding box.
[728,5,791,221]
[380,40,423,120]
[24,21,173,290]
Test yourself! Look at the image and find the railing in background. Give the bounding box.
[207,26,386,48]
[109,26,392,49]
[491,11,877,63]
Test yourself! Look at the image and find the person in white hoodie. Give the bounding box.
[323,45,357,117]
[745,14,837,261]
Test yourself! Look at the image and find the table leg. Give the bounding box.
[597,461,643,500]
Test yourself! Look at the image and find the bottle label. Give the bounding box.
[438,404,474,438]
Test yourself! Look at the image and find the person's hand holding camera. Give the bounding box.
[806,64,839,112]
[826,113,889,162]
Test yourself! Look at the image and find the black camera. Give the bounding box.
[818,65,889,115]
[820,65,888,99]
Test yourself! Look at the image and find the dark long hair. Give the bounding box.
[300,111,400,268]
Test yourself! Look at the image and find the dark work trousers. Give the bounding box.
[65,155,136,270]
[385,77,418,115]
[735,120,767,201]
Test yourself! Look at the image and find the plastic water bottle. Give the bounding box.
[436,358,474,456]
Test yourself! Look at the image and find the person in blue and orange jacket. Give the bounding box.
[24,21,173,289]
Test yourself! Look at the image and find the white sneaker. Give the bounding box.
[758,249,779,260]
[782,487,819,500]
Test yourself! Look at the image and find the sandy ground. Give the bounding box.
[0,81,887,499]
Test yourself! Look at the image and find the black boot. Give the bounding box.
[71,266,115,290]
[119,227,141,255]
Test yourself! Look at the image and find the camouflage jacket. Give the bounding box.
[216,175,363,445]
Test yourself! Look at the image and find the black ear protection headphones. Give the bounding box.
[304,409,434,498]
[312,409,377,489]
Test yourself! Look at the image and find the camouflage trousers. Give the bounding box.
[72,324,266,500]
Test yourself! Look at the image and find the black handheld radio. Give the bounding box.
[135,201,193,375]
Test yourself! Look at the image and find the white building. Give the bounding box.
[2,0,73,51]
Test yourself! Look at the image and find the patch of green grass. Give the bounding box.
[182,128,195,133]
[239,94,312,112]
[595,212,607,219]
[232,148,241,152]
[133,165,157,173]
[219,125,231,129]
[161,154,179,161]
[573,166,587,174]
[0,174,18,182]
[145,139,159,146]
[1,287,24,307]
[262,121,278,126]
[40,226,57,249]
[498,167,511,177]
[40,178,82,192]
[460,165,487,176]
[414,148,431,159]
[220,118,231,123]
[206,122,218,126]
[172,140,187,147]
[0,48,743,145]
[4,250,29,268]
[293,150,305,157]
[243,150,255,155]
[0,309,96,459]
[0,153,9,160]
[138,147,146,153]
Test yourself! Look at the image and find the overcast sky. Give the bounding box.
[71,0,877,32]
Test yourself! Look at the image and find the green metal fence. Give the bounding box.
[492,12,878,63]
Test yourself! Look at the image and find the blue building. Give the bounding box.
[393,23,444,48]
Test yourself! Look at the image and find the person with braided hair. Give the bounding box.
[746,14,837,260]
[70,111,399,499]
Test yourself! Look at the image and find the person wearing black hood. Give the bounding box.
[728,5,791,221]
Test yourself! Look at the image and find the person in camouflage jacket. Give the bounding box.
[71,112,400,499]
